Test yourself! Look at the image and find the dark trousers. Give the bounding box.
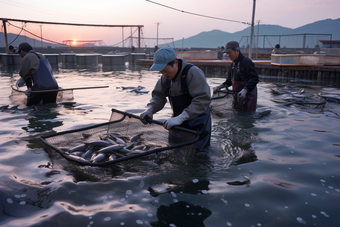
[26,92,58,106]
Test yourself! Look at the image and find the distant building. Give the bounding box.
[319,40,340,48]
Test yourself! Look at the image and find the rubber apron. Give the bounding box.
[31,53,59,91]
[230,61,257,112]
[166,64,211,151]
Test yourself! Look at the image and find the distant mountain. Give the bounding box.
[170,18,340,49]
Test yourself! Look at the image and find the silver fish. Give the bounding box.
[98,144,125,153]
[124,143,135,150]
[109,154,117,161]
[103,138,117,145]
[82,147,95,160]
[92,153,106,163]
[117,148,133,154]
[131,145,146,151]
[69,144,87,153]
[109,135,127,146]
[69,154,88,162]
[130,133,143,143]
[85,141,112,147]
[70,151,84,156]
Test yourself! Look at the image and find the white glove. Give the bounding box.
[237,88,248,102]
[213,84,225,93]
[16,78,26,87]
[140,105,154,124]
[24,88,31,96]
[164,111,189,130]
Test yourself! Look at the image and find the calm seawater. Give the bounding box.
[0,63,340,227]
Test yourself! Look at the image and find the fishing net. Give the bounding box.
[210,89,236,117]
[10,86,74,105]
[40,108,199,170]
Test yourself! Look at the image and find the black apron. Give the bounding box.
[166,64,211,151]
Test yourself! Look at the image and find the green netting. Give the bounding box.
[40,108,199,168]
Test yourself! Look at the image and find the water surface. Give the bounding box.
[0,65,340,227]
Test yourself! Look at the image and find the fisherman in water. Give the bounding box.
[213,41,259,112]
[140,47,212,152]
[18,42,59,106]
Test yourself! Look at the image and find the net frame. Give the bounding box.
[40,108,199,167]
[210,89,237,117]
[10,85,74,105]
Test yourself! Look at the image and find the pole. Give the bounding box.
[40,25,43,47]
[122,27,124,48]
[156,22,160,46]
[248,0,256,60]
[256,20,260,59]
[138,26,141,53]
[2,19,9,53]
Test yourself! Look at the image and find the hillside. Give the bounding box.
[171,18,340,49]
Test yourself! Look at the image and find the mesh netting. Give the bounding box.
[10,86,74,105]
[40,108,199,170]
[210,89,236,117]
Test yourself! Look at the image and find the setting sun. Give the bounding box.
[72,40,77,45]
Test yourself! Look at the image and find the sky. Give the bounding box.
[0,0,339,47]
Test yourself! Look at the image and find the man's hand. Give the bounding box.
[237,88,247,102]
[213,84,225,94]
[164,111,189,130]
[140,106,154,124]
[24,88,31,96]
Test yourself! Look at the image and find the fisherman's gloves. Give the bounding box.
[24,88,31,96]
[164,111,189,130]
[237,88,248,103]
[140,105,155,124]
[213,83,225,94]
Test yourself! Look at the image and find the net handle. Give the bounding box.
[111,108,198,135]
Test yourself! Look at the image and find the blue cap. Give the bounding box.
[150,47,177,71]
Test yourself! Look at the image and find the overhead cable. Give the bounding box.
[145,0,250,25]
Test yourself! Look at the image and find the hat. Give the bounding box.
[223,41,240,53]
[150,47,177,71]
[18,42,33,53]
[275,44,280,48]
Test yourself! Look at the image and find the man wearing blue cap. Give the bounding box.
[140,47,211,151]
[18,42,59,106]
[213,41,259,112]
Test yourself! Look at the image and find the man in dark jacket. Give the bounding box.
[18,42,59,106]
[140,47,211,151]
[213,41,259,112]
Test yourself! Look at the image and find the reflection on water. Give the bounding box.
[0,65,340,227]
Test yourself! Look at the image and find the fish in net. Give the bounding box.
[40,108,199,175]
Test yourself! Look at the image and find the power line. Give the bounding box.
[146,0,250,25]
